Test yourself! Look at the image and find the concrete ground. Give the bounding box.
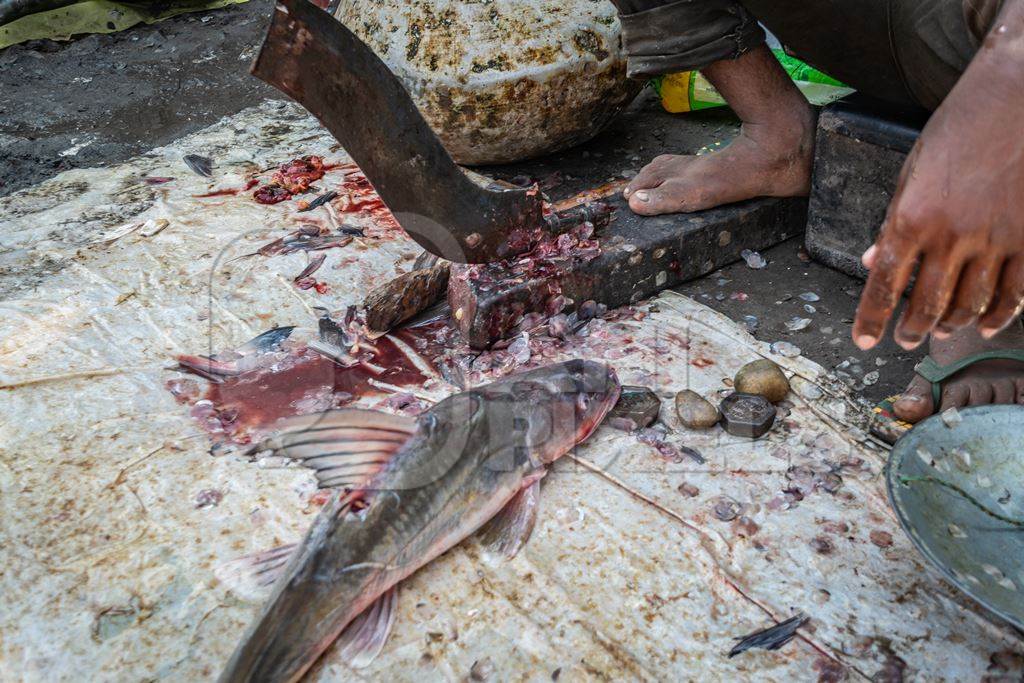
[0,0,920,402]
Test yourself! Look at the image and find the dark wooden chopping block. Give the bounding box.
[806,97,926,278]
[450,194,807,349]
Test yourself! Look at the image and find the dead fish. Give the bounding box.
[218,360,620,681]
[183,154,213,177]
[363,262,451,338]
[728,614,808,658]
[257,233,354,257]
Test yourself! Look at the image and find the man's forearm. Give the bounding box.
[967,0,1024,95]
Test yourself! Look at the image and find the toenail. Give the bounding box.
[980,326,998,339]
[633,191,649,202]
[898,395,923,403]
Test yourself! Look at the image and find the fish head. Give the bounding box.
[492,359,620,467]
[567,360,621,444]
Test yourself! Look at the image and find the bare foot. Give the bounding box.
[623,45,816,216]
[893,320,1024,423]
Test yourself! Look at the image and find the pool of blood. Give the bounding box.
[332,163,399,230]
[196,334,435,443]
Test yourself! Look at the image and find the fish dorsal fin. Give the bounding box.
[214,543,298,601]
[249,409,418,489]
[477,477,543,560]
[337,586,399,669]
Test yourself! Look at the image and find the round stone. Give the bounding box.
[674,390,720,429]
[734,359,790,403]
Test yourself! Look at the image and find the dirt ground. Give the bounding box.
[0,0,920,401]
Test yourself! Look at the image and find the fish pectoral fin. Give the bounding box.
[214,543,297,601]
[247,408,418,489]
[337,585,399,669]
[477,477,542,560]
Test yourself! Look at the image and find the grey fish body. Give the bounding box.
[221,360,619,682]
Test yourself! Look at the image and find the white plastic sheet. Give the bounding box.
[1,101,1020,681]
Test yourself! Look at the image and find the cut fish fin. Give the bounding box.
[248,409,417,489]
[214,543,297,601]
[233,326,295,356]
[478,478,541,560]
[262,409,416,442]
[337,586,399,669]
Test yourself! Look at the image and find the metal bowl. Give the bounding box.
[886,404,1024,629]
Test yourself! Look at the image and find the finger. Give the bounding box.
[936,257,1001,334]
[624,154,674,197]
[853,234,920,350]
[979,255,1024,338]
[894,254,962,349]
[861,244,878,269]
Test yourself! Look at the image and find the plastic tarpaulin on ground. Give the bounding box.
[1,101,1022,681]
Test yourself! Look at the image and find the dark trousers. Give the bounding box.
[612,0,1004,110]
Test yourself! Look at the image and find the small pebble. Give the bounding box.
[799,292,820,302]
[947,523,967,538]
[863,371,879,386]
[742,315,759,333]
[804,304,816,314]
[674,390,720,429]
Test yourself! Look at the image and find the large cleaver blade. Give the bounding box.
[251,0,548,263]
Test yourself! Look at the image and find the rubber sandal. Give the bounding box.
[870,394,913,444]
[869,349,1024,444]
